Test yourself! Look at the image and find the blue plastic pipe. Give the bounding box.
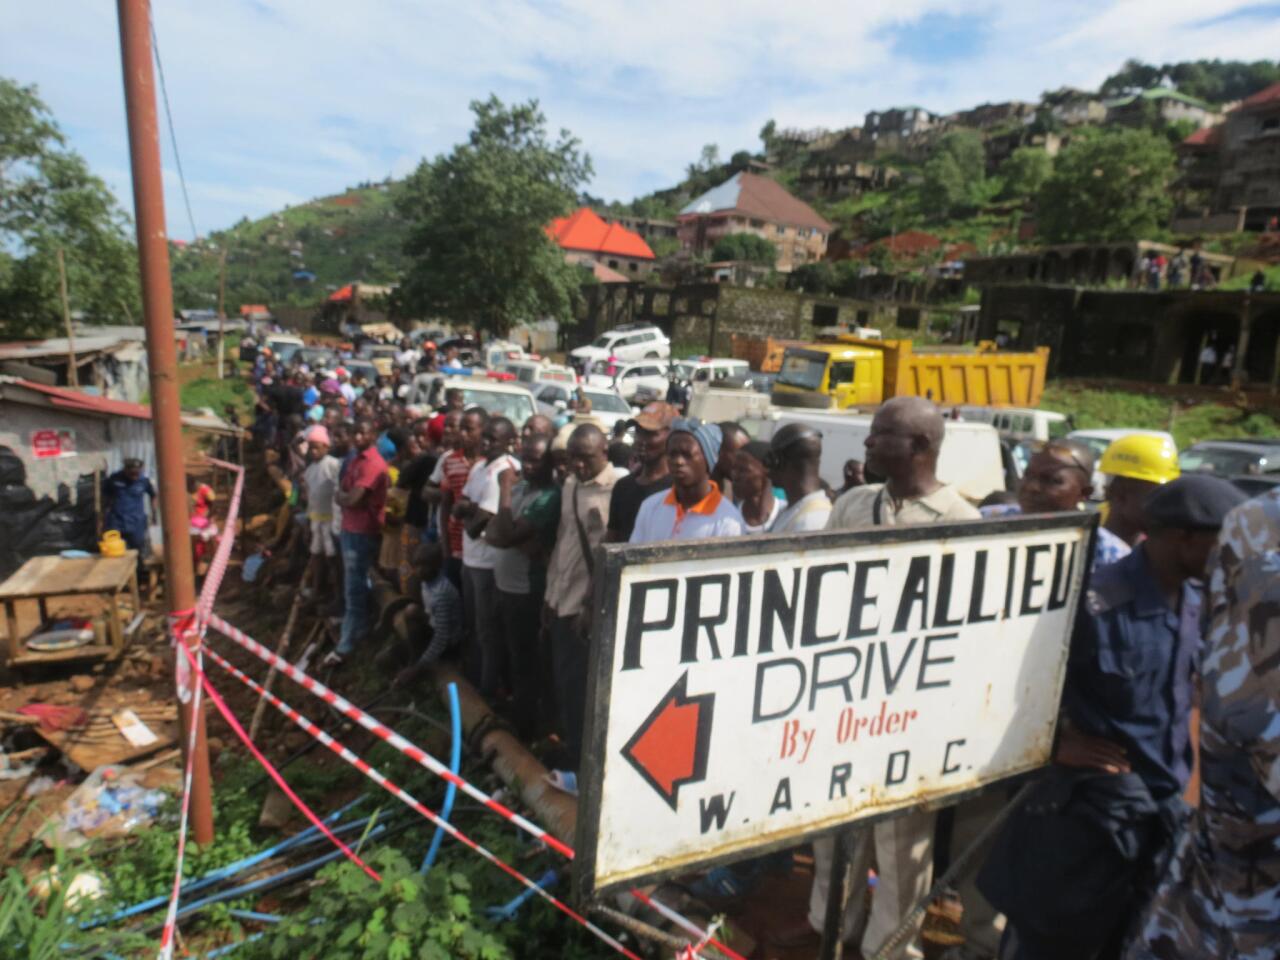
[420,682,461,873]
[84,796,369,930]
[227,909,282,924]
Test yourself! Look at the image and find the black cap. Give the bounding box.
[1144,474,1247,530]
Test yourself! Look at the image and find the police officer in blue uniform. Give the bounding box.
[978,474,1246,960]
[103,458,157,565]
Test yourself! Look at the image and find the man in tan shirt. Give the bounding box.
[544,424,620,768]
[778,397,990,958]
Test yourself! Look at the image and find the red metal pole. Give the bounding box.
[116,0,214,844]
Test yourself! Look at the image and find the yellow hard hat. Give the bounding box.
[1099,434,1180,485]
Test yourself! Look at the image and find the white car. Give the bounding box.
[672,357,750,385]
[502,359,577,390]
[570,325,670,367]
[535,384,635,435]
[586,361,669,401]
[443,378,538,427]
[1066,428,1177,500]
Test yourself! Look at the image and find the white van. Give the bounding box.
[672,357,751,385]
[955,406,1070,443]
[502,359,576,389]
[743,409,1006,502]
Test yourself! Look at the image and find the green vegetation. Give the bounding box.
[1100,58,1280,104]
[1042,382,1280,449]
[1036,128,1176,243]
[179,375,253,418]
[1000,147,1052,201]
[171,181,409,315]
[710,232,777,265]
[257,848,511,960]
[920,130,987,219]
[0,78,141,337]
[395,96,590,336]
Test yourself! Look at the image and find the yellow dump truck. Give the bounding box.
[771,337,1050,409]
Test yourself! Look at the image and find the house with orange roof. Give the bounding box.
[547,207,656,278]
[677,172,831,272]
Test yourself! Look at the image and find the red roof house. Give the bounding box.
[548,208,655,260]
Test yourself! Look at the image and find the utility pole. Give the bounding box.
[56,248,79,387]
[117,0,214,844]
[216,248,227,380]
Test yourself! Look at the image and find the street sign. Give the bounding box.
[574,513,1094,899]
[30,428,76,459]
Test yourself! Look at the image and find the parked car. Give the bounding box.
[502,359,576,389]
[1228,474,1280,499]
[357,343,400,377]
[296,346,338,371]
[956,406,1070,443]
[1067,428,1177,499]
[1179,439,1280,477]
[587,360,669,401]
[342,359,380,385]
[535,385,635,435]
[444,379,538,427]
[569,324,670,367]
[672,357,751,385]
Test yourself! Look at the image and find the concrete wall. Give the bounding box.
[977,284,1280,386]
[1172,210,1247,235]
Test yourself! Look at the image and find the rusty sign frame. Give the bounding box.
[573,512,1095,903]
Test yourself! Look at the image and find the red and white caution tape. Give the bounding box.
[156,610,201,960]
[175,639,380,881]
[157,458,246,958]
[203,614,743,959]
[202,645,641,959]
[195,458,244,625]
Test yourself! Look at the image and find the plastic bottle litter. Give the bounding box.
[45,765,168,848]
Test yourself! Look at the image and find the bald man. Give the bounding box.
[544,424,621,767]
[522,414,555,443]
[785,398,987,958]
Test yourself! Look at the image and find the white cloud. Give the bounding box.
[2,1,1276,238]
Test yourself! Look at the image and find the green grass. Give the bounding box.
[181,375,253,418]
[1042,382,1280,449]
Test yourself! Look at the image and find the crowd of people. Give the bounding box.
[242,333,1278,960]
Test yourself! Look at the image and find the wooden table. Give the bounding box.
[0,553,141,667]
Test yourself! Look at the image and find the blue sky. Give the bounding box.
[3,1,1277,239]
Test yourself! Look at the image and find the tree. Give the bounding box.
[395,95,591,336]
[1036,128,1176,243]
[1101,58,1280,104]
[759,119,778,155]
[0,79,140,337]
[919,130,986,219]
[1000,147,1052,201]
[710,232,776,265]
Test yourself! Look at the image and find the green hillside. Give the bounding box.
[170,180,410,313]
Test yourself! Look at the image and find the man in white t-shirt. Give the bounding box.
[631,419,744,543]
[452,415,520,696]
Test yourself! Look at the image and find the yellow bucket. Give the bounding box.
[99,530,126,558]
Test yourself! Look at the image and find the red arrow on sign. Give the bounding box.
[621,673,715,811]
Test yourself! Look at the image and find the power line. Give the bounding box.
[150,14,199,242]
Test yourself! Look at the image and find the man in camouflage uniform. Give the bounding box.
[1127,488,1280,959]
